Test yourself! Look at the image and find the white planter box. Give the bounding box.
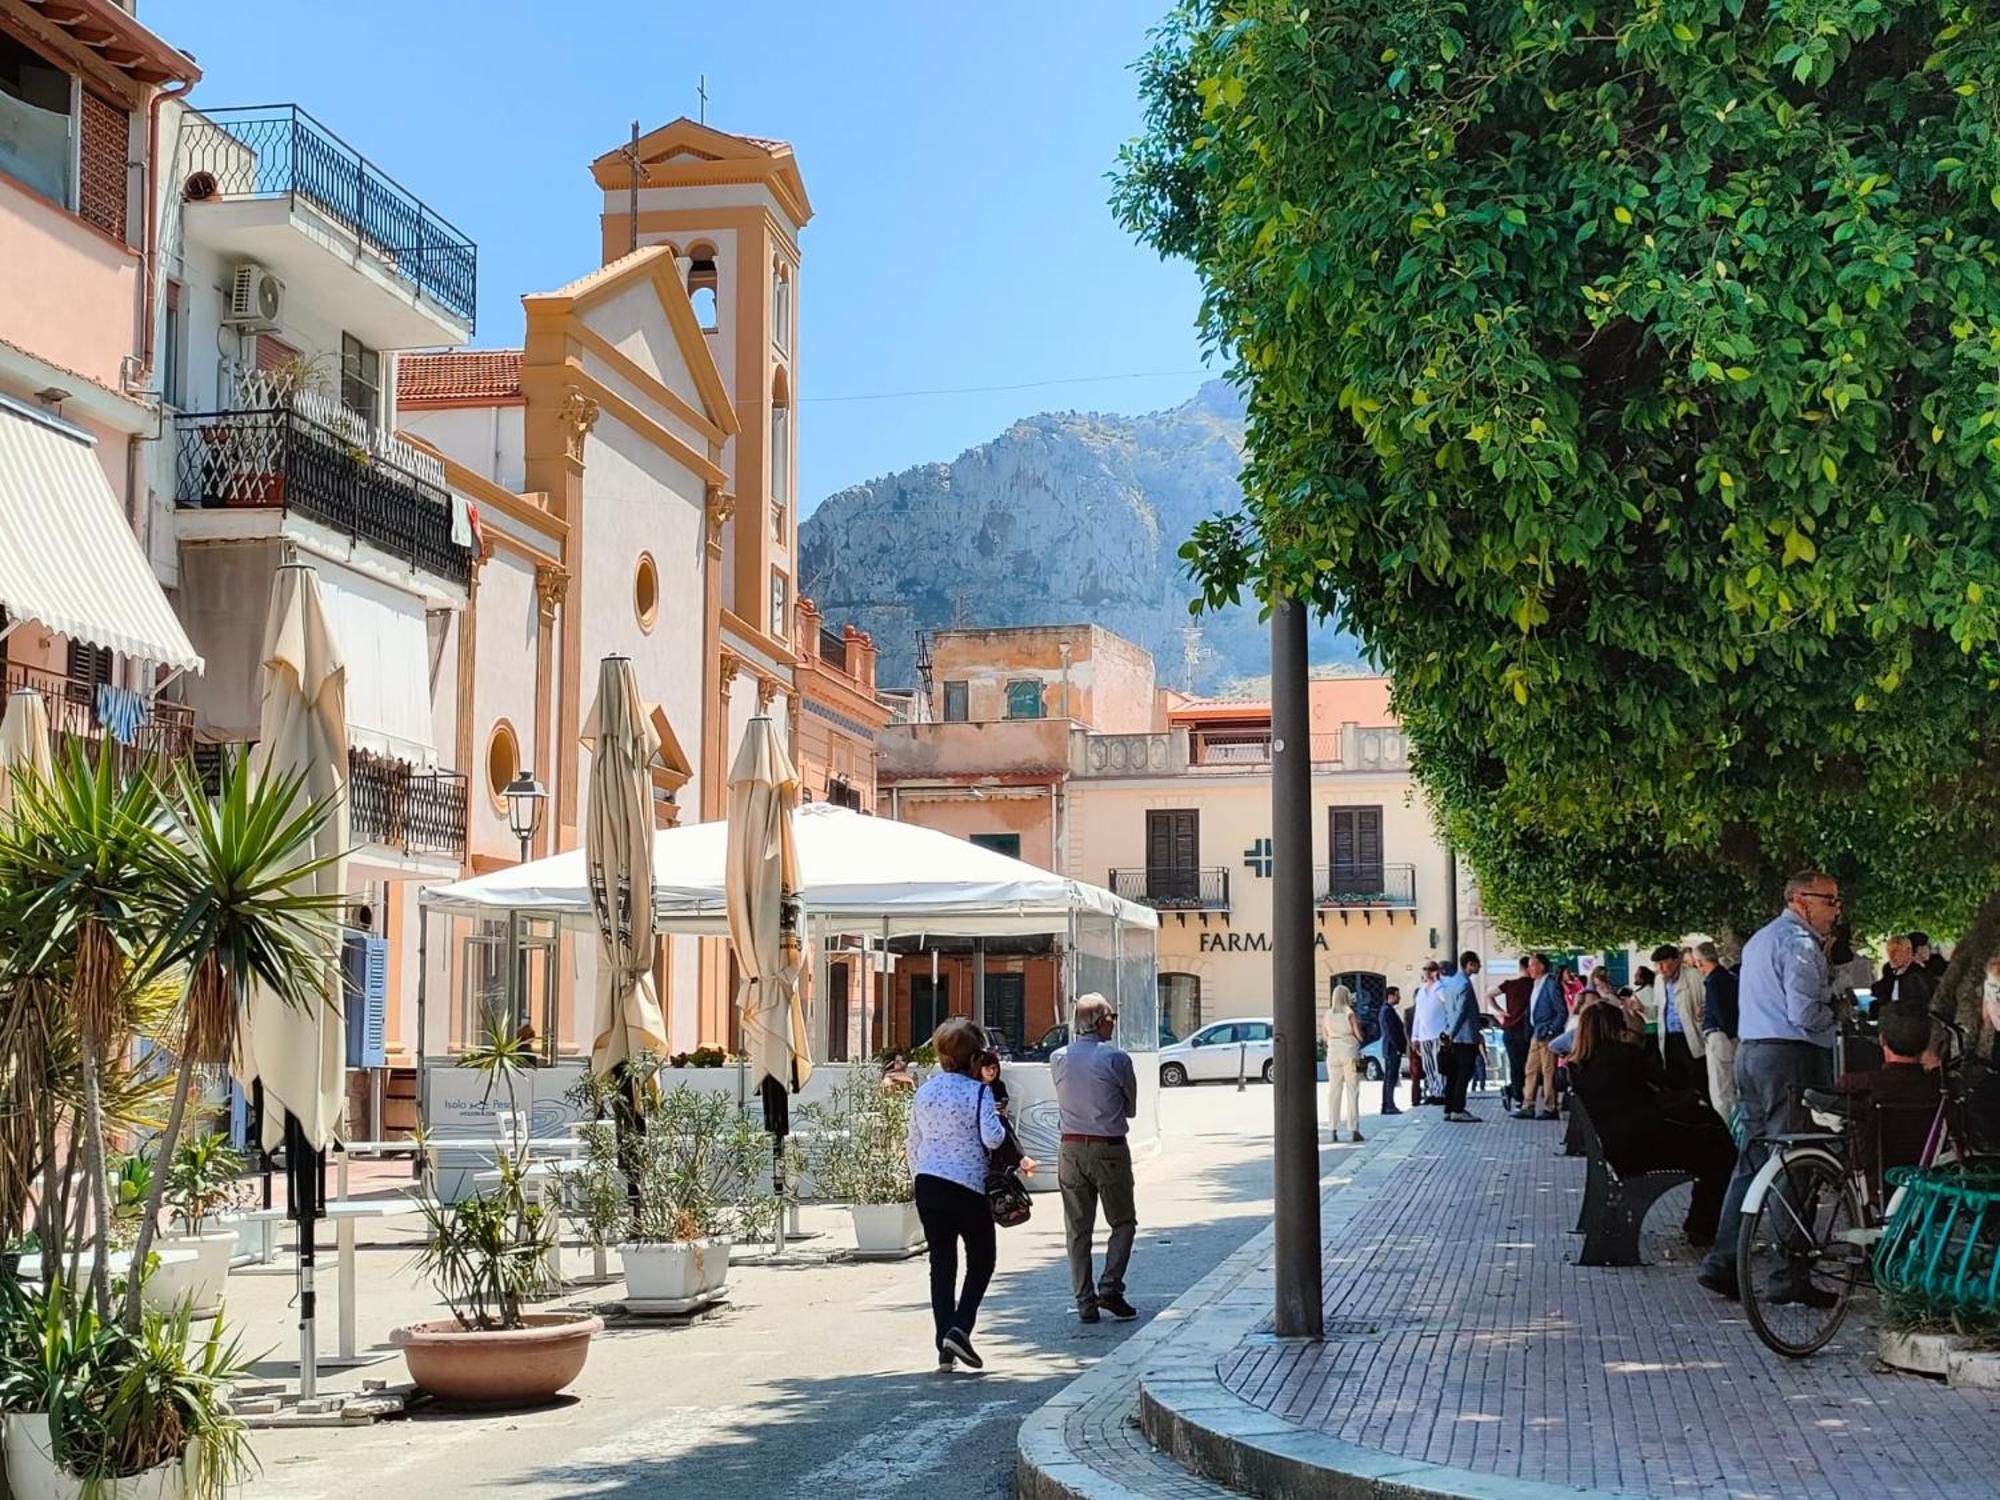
[1878,1327,1959,1377]
[617,1237,732,1312]
[849,1201,924,1258]
[150,1228,237,1317]
[3,1413,193,1500]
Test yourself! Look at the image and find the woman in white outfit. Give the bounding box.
[1323,984,1364,1143]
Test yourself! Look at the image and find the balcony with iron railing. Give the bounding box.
[1314,862,1417,913]
[1,662,195,767]
[177,105,477,329]
[1109,866,1232,912]
[174,406,472,588]
[194,743,467,860]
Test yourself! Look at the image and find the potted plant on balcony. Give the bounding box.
[614,1084,771,1313]
[801,1070,920,1257]
[397,1029,601,1408]
[153,1133,249,1318]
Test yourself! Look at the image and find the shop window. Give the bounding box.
[1157,973,1201,1044]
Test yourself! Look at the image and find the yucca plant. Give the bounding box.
[116,754,343,1332]
[0,743,171,1320]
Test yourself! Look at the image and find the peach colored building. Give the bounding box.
[0,2,203,761]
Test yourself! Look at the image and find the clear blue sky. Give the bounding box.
[146,1,1216,514]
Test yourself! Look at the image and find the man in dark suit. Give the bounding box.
[1879,934,1935,1013]
[1377,987,1409,1116]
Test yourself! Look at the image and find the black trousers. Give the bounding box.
[1443,1040,1479,1114]
[1662,1030,1702,1098]
[1382,1049,1404,1112]
[914,1173,995,1347]
[1502,1025,1530,1105]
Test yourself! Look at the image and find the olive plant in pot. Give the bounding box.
[614,1084,777,1312]
[800,1070,920,1256]
[154,1134,249,1318]
[399,1030,601,1408]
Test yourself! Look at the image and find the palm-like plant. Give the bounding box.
[0,744,170,1319]
[117,753,343,1331]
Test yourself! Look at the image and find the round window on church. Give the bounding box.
[635,552,659,632]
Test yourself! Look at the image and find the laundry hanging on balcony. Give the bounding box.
[94,684,148,746]
[0,396,203,673]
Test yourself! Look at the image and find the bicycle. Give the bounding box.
[1735,1019,1992,1358]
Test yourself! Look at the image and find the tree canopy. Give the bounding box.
[1113,0,2000,966]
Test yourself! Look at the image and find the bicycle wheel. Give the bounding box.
[1738,1149,1865,1358]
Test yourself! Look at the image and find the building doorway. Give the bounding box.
[910,972,949,1048]
[1158,972,1201,1043]
[984,973,1026,1055]
[1332,970,1387,1044]
[827,960,850,1062]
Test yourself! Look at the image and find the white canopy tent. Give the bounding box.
[420,801,1159,938]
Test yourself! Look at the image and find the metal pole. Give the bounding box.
[414,906,429,1184]
[1445,847,1460,969]
[1270,594,1323,1339]
[973,938,987,1034]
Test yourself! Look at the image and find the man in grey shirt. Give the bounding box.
[1051,993,1139,1323]
[1697,870,1841,1304]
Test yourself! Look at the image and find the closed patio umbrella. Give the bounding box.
[725,718,811,1153]
[0,686,52,819]
[245,561,349,1397]
[582,656,668,1072]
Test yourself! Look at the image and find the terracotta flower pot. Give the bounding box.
[398,1313,602,1408]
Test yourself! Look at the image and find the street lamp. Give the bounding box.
[503,769,547,864]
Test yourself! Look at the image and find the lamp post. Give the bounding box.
[504,768,548,864]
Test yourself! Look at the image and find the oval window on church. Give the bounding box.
[635,552,659,632]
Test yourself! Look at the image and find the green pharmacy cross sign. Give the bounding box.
[1243,838,1274,878]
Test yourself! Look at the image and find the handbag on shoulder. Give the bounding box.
[979,1083,1033,1227]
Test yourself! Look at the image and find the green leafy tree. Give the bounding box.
[1114,0,2000,1021]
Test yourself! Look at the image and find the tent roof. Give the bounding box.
[421,802,1157,937]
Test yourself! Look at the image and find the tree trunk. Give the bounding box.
[121,1055,195,1332]
[76,1037,113,1321]
[1937,883,2000,1047]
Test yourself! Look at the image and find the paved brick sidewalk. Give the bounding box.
[1212,1107,2000,1499]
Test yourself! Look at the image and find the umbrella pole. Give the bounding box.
[414,906,429,1185]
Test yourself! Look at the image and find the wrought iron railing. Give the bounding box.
[1,661,194,766]
[1108,866,1231,911]
[1314,862,1417,909]
[349,749,467,858]
[192,742,465,858]
[174,407,471,587]
[178,104,477,328]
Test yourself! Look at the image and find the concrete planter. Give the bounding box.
[2,1413,198,1500]
[849,1201,924,1257]
[1878,1327,1959,1377]
[398,1313,602,1408]
[1945,1346,2000,1389]
[617,1237,732,1312]
[149,1227,237,1317]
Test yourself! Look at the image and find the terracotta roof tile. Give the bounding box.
[398,350,522,405]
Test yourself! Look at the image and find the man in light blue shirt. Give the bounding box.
[1697,872,1841,1303]
[1052,995,1139,1323]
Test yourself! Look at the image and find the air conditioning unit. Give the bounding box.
[224,263,284,331]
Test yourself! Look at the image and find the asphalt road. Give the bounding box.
[244,1082,1307,1500]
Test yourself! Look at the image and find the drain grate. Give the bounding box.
[1243,1318,1382,1344]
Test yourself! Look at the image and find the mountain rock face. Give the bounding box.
[798,380,1354,692]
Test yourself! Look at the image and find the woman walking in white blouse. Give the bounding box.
[907,1017,1007,1370]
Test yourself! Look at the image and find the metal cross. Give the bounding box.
[1243,838,1274,878]
[698,74,709,125]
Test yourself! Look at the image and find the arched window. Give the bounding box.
[1332,970,1388,1043]
[1158,973,1201,1042]
[687,241,719,332]
[770,367,791,505]
[772,260,792,352]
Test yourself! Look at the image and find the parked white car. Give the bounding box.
[1159,1018,1275,1086]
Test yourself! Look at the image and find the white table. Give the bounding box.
[244,1197,423,1364]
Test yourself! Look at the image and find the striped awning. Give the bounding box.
[0,396,202,672]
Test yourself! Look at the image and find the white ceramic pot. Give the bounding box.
[150,1228,237,1317]
[617,1238,733,1305]
[849,1201,924,1256]
[2,1413,189,1500]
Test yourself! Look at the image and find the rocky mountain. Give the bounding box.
[798,381,1356,692]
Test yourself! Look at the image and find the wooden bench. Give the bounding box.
[1569,1093,1693,1267]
